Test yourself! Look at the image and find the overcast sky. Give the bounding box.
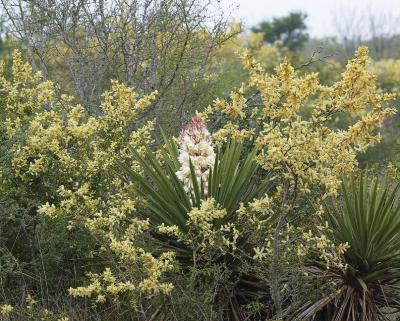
[222,0,400,38]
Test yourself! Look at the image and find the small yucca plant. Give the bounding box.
[295,175,400,321]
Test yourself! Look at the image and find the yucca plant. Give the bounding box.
[295,175,400,321]
[118,117,273,320]
[120,137,271,231]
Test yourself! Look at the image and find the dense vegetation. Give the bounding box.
[1,1,400,320]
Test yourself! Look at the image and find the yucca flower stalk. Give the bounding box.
[176,114,215,195]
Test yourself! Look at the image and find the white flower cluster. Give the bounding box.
[176,115,215,195]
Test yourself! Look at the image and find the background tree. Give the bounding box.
[0,9,11,56]
[0,0,236,129]
[332,4,400,59]
[252,11,309,51]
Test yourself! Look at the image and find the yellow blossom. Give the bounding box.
[0,304,13,316]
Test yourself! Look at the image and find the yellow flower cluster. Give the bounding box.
[302,223,349,270]
[203,47,396,196]
[211,122,254,145]
[69,268,134,303]
[237,195,274,230]
[69,244,175,307]
[186,198,240,251]
[2,51,156,183]
[157,223,182,238]
[0,304,13,316]
[387,162,400,180]
[156,198,240,253]
[188,198,227,232]
[213,85,247,119]
[26,293,37,309]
